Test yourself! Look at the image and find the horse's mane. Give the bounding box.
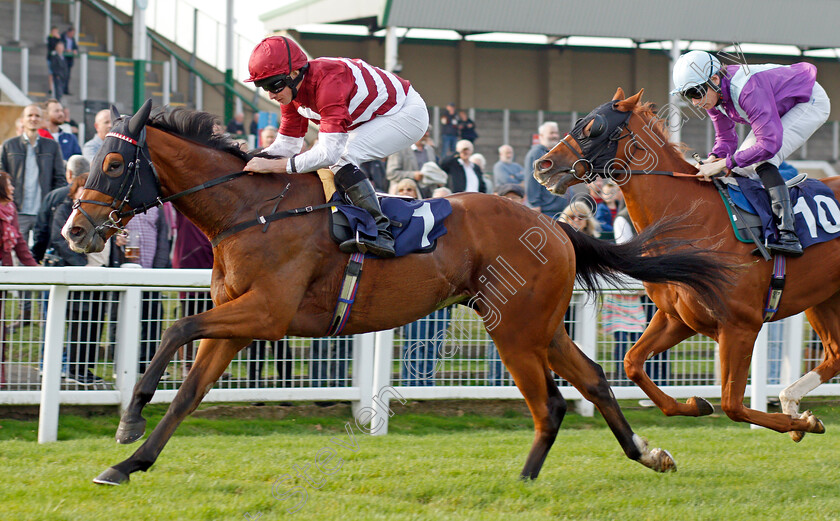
[634,102,695,171]
[147,107,251,161]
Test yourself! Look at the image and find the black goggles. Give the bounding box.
[259,75,292,94]
[681,83,709,100]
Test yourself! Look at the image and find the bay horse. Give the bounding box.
[534,87,836,441]
[63,99,731,485]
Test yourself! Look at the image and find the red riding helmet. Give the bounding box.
[245,36,309,83]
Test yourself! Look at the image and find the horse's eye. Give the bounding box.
[103,152,125,178]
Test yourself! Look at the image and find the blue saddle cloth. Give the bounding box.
[727,174,840,249]
[331,194,452,257]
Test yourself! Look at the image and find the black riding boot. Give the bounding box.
[339,178,396,258]
[765,184,803,257]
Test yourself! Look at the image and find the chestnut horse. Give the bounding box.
[534,87,838,441]
[64,100,731,485]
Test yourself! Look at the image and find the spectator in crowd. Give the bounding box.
[468,152,492,194]
[396,183,451,385]
[525,121,571,217]
[172,211,214,380]
[259,125,278,150]
[395,178,421,198]
[0,104,65,242]
[310,336,352,388]
[14,118,23,136]
[440,140,486,194]
[457,109,478,144]
[493,144,525,188]
[594,180,623,242]
[122,206,172,373]
[82,109,113,162]
[32,154,89,262]
[62,108,79,136]
[247,338,293,389]
[360,158,388,193]
[48,42,70,102]
[226,112,246,137]
[386,128,440,197]
[43,99,82,160]
[46,27,61,96]
[431,186,452,198]
[61,26,79,89]
[249,113,259,137]
[0,171,36,268]
[439,103,459,157]
[613,206,668,387]
[559,200,600,237]
[49,174,121,385]
[494,183,525,204]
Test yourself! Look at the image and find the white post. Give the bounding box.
[20,46,28,97]
[668,39,682,145]
[537,110,545,130]
[572,293,596,417]
[432,106,440,147]
[44,0,51,41]
[79,52,88,101]
[162,60,170,105]
[351,333,375,419]
[170,55,178,95]
[781,313,804,387]
[502,109,510,147]
[225,0,234,71]
[73,0,81,38]
[132,0,147,62]
[370,328,395,435]
[38,286,68,444]
[833,121,839,162]
[13,0,21,43]
[750,324,769,429]
[0,46,3,73]
[115,288,141,414]
[384,26,398,72]
[107,55,116,103]
[194,75,202,111]
[706,117,714,155]
[106,17,113,54]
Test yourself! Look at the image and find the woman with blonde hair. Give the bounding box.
[559,200,600,238]
[394,178,421,199]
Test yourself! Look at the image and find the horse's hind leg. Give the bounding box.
[623,310,712,417]
[493,338,566,480]
[779,300,840,441]
[547,328,676,473]
[94,336,249,485]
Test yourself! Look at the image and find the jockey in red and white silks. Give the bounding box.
[243,36,428,258]
[672,50,831,257]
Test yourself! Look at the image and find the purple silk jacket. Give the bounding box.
[708,62,817,170]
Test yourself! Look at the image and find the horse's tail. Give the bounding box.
[559,216,735,312]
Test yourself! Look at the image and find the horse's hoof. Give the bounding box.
[790,430,806,443]
[115,418,146,444]
[649,448,677,473]
[687,396,714,416]
[803,410,825,435]
[92,467,129,485]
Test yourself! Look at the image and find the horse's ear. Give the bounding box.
[127,99,153,137]
[615,89,644,112]
[612,87,625,101]
[110,105,120,123]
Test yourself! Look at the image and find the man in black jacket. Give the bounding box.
[0,104,65,241]
[31,154,89,262]
[439,139,486,194]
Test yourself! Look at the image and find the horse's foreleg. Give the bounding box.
[547,330,675,473]
[717,329,825,436]
[94,336,249,485]
[623,310,709,416]
[115,315,229,444]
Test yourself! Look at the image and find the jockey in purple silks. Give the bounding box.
[672,50,831,257]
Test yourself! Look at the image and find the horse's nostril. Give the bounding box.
[69,226,84,238]
[538,160,553,171]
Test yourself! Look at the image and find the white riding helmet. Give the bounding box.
[670,50,722,95]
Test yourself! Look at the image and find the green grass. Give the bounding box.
[3,401,840,520]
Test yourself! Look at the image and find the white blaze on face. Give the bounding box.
[60,208,80,243]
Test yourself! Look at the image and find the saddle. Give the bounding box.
[715,172,840,251]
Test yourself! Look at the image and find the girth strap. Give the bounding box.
[326,252,365,336]
[763,255,786,322]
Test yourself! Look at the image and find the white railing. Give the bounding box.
[0,266,837,442]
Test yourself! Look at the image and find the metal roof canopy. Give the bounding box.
[260,0,840,50]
